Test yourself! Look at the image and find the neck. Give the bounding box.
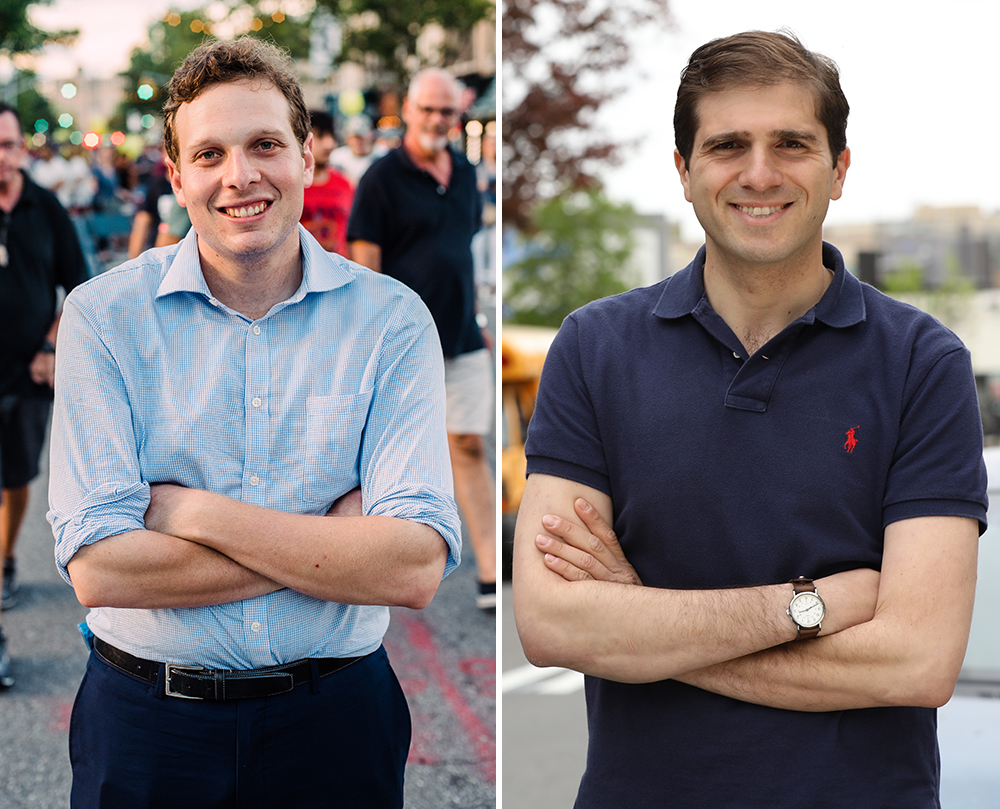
[404,137,451,187]
[312,164,331,185]
[198,237,303,321]
[702,243,832,355]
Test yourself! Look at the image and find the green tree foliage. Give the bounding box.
[504,189,640,327]
[316,0,495,84]
[0,0,77,56]
[503,0,671,232]
[14,74,58,133]
[115,3,313,127]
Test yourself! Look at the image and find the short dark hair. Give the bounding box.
[162,37,310,164]
[674,30,849,169]
[308,109,334,137]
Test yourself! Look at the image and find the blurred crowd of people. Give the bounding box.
[6,109,496,293]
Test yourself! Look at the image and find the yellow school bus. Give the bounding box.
[501,324,557,576]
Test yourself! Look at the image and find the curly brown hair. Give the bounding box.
[674,30,849,170]
[162,37,310,164]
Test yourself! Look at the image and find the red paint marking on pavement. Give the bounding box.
[398,677,429,696]
[384,637,440,765]
[48,701,73,733]
[407,728,441,766]
[459,657,496,698]
[399,613,496,783]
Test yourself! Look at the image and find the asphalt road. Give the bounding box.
[0,443,496,808]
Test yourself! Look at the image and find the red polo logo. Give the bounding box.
[844,425,859,453]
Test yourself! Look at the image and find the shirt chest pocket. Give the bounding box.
[301,392,371,506]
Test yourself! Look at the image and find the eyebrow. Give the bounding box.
[700,129,823,149]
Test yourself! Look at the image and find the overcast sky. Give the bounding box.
[594,0,1000,240]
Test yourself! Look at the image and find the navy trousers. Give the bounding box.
[69,645,411,809]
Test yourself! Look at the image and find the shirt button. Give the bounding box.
[253,325,261,335]
[252,397,261,408]
[251,621,261,632]
[733,351,740,359]
[249,475,259,486]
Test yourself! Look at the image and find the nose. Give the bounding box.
[739,145,782,191]
[222,149,260,189]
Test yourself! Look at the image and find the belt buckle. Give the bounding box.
[165,663,207,699]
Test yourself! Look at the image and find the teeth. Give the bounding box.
[225,202,267,218]
[737,205,783,217]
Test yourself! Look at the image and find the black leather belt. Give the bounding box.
[94,637,363,701]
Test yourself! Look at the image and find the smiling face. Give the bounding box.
[675,81,849,274]
[166,79,314,274]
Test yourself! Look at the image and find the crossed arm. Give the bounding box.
[512,473,979,711]
[68,486,449,612]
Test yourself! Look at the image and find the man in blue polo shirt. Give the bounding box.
[512,30,987,808]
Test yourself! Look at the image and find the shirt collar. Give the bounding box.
[652,241,866,328]
[156,224,357,304]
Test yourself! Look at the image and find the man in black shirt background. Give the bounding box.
[0,103,88,688]
[348,68,496,610]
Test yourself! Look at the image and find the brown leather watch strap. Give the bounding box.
[790,577,814,596]
[789,577,820,640]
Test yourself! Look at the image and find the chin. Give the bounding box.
[418,134,450,154]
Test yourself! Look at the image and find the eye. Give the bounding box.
[257,140,278,152]
[196,149,220,161]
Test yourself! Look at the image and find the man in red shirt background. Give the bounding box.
[300,109,353,257]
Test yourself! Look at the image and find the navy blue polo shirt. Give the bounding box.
[347,145,483,359]
[525,243,988,808]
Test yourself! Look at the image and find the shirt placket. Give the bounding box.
[242,318,272,654]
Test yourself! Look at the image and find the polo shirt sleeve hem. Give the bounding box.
[883,499,988,537]
[524,455,612,498]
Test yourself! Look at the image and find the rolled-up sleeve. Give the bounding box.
[362,294,461,576]
[48,294,150,584]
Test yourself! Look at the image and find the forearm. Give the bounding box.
[517,573,791,682]
[67,529,282,609]
[676,516,979,711]
[514,474,876,683]
[516,563,873,683]
[153,487,448,609]
[675,625,932,712]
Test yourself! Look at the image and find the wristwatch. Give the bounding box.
[787,577,825,640]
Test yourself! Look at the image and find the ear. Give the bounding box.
[674,149,693,203]
[830,147,850,201]
[165,157,186,207]
[303,132,316,188]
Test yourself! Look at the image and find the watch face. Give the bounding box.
[789,592,825,628]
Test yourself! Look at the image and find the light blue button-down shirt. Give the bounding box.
[48,225,461,668]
